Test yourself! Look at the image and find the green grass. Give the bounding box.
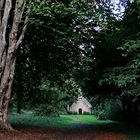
[9,111,140,140]
[9,111,112,127]
[9,113,97,127]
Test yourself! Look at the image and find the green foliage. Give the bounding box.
[104,99,123,121]
[62,78,81,103]
[97,110,107,120]
[83,111,90,115]
[92,97,123,121]
[99,40,140,99]
[27,0,85,25]
[34,78,82,116]
[118,40,140,56]
[34,79,65,116]
[67,111,77,115]
[34,104,59,117]
[97,3,140,99]
[99,68,137,88]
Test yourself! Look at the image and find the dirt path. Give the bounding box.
[0,125,133,140]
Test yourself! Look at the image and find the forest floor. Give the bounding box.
[0,113,140,140]
[0,124,139,140]
[0,125,131,140]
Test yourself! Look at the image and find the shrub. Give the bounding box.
[92,98,123,121]
[97,110,107,120]
[72,112,78,115]
[83,111,90,115]
[105,99,123,121]
[67,111,77,115]
[34,104,59,117]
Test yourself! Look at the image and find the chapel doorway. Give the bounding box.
[79,108,82,114]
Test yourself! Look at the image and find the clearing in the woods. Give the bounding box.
[0,112,140,140]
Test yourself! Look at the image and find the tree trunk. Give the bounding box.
[17,91,22,114]
[0,0,28,130]
[16,57,22,114]
[0,48,16,130]
[0,0,13,130]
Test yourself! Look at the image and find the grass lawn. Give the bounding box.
[8,111,140,140]
[9,111,112,127]
[9,113,95,127]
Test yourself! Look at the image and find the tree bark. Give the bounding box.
[0,0,28,130]
[0,0,12,78]
[0,53,16,130]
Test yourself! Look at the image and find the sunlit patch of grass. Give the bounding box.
[61,114,112,124]
[9,113,112,128]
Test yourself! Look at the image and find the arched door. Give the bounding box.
[79,108,82,114]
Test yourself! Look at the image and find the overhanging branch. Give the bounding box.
[16,15,29,48]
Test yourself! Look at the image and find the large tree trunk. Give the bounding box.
[0,0,13,130]
[0,0,28,130]
[0,54,16,130]
[0,32,18,129]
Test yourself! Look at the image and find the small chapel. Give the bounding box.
[68,94,92,114]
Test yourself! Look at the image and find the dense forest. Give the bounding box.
[0,0,140,131]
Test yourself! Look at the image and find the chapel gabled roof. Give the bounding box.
[78,95,92,108]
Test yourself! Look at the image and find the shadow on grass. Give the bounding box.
[66,122,140,133]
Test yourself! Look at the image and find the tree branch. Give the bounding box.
[9,0,25,46]
[0,0,5,23]
[16,15,29,48]
[0,0,12,78]
[1,0,12,45]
